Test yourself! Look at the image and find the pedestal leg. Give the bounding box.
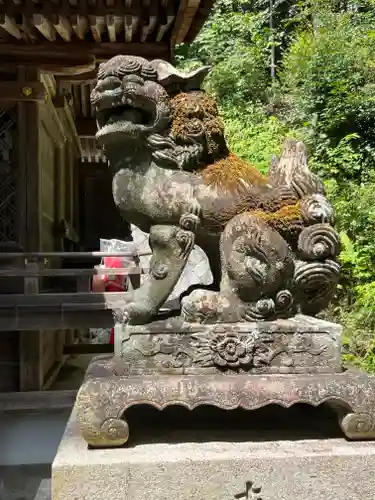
[75,377,130,448]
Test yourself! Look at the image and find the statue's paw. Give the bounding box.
[181,289,220,323]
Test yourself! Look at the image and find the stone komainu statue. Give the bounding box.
[76,56,375,450]
[91,55,340,324]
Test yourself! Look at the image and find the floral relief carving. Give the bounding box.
[192,332,256,368]
[129,329,330,372]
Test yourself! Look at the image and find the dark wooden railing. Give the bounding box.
[0,250,152,332]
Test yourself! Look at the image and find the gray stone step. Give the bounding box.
[34,479,51,500]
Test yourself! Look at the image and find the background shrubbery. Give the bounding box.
[175,0,375,371]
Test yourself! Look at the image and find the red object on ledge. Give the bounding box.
[102,256,128,345]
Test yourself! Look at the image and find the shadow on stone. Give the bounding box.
[126,403,342,446]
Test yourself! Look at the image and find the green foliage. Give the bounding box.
[221,106,295,172]
[206,47,269,106]
[177,0,375,371]
[279,10,375,181]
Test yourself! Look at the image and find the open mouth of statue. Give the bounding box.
[96,100,157,141]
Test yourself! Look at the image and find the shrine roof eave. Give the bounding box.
[0,0,216,71]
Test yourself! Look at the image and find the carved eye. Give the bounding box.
[96,76,122,91]
[122,74,144,86]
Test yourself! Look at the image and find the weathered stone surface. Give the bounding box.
[115,315,342,375]
[91,55,340,323]
[53,410,375,500]
[75,355,375,447]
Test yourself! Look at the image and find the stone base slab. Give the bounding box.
[115,315,342,375]
[75,361,375,447]
[52,411,375,500]
[34,480,51,500]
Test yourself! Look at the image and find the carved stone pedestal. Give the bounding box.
[53,409,375,500]
[74,315,375,447]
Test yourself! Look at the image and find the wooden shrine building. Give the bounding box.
[0,0,215,393]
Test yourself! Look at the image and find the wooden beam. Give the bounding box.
[171,0,202,45]
[0,291,144,309]
[184,0,216,44]
[0,266,144,277]
[81,84,90,118]
[0,81,46,102]
[0,41,171,63]
[171,0,189,45]
[0,53,96,77]
[0,390,77,413]
[19,329,44,390]
[41,72,57,99]
[51,61,96,77]
[54,96,83,156]
[0,61,97,77]
[0,308,115,330]
[56,70,97,84]
[42,355,69,390]
[0,297,179,331]
[19,258,43,391]
[177,0,201,44]
[40,97,67,146]
[17,67,41,253]
[0,1,127,17]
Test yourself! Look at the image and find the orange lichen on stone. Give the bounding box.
[200,153,268,193]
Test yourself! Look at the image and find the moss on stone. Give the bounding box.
[247,203,304,241]
[170,90,303,245]
[200,153,268,193]
[170,91,227,159]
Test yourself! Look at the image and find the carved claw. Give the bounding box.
[178,197,201,233]
[180,213,200,232]
[179,212,200,232]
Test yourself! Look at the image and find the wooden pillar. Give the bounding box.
[19,259,44,391]
[17,66,40,252]
[17,66,43,391]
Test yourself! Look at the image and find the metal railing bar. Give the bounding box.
[0,251,152,259]
[0,267,150,277]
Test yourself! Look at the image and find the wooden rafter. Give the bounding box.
[51,15,72,42]
[0,0,212,47]
[0,41,170,75]
[0,13,22,39]
[184,0,216,44]
[171,0,201,45]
